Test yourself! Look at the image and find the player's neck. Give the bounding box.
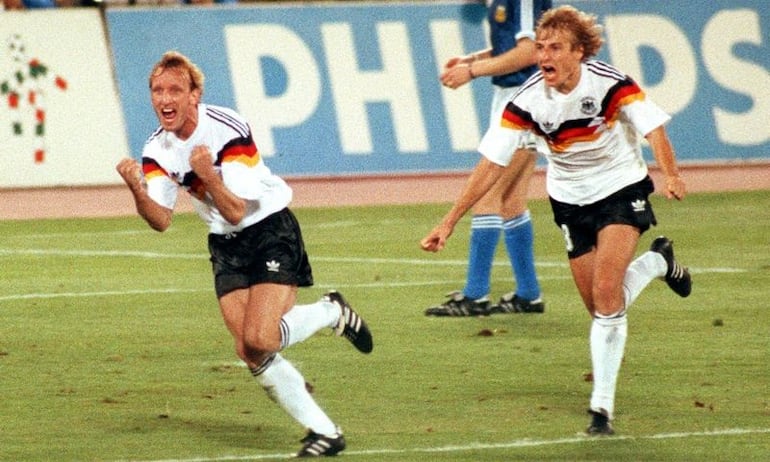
[555,65,581,94]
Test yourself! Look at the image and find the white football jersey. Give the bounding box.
[142,104,292,234]
[479,60,671,205]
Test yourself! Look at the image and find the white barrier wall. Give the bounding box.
[0,9,129,188]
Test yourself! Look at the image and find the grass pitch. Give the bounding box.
[0,190,768,461]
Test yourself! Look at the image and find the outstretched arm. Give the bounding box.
[420,157,506,252]
[468,38,537,79]
[116,158,173,232]
[440,38,536,90]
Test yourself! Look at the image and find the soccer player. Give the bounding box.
[426,0,551,317]
[421,6,692,434]
[116,51,373,457]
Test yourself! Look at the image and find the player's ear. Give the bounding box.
[190,88,202,104]
[572,42,585,59]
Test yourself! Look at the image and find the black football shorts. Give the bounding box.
[208,208,314,298]
[549,176,657,259]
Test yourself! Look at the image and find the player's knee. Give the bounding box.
[591,284,624,316]
[242,334,279,361]
[593,307,624,319]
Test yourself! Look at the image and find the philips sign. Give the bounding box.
[106,1,769,177]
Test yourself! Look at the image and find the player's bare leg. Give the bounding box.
[218,285,346,455]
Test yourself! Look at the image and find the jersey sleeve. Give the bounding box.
[605,74,671,136]
[478,101,531,166]
[142,157,178,210]
[623,97,671,137]
[218,135,270,201]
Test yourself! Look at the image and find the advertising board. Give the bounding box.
[107,1,769,178]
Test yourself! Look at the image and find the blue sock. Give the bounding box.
[463,215,502,300]
[503,211,541,301]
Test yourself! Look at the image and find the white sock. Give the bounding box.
[589,313,628,420]
[280,300,339,349]
[623,251,667,308]
[255,353,337,435]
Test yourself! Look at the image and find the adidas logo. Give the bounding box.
[266,260,280,272]
[631,199,646,212]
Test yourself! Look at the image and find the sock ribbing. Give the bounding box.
[280,300,339,349]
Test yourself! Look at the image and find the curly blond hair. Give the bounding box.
[537,5,604,59]
[148,51,205,94]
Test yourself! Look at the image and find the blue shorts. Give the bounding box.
[208,208,314,298]
[550,176,657,259]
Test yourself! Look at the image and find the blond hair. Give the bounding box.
[537,5,604,59]
[148,51,205,94]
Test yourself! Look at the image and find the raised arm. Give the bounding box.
[116,158,173,232]
[440,37,537,90]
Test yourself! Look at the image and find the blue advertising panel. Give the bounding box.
[106,1,769,177]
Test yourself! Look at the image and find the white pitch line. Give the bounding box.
[312,255,571,268]
[0,248,568,267]
[0,247,748,274]
[120,427,770,462]
[20,230,152,239]
[0,248,202,259]
[0,247,747,304]
[0,288,210,302]
[0,276,576,303]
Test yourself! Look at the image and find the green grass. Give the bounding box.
[0,190,768,461]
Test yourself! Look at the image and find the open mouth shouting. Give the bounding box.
[541,64,557,80]
[160,107,177,124]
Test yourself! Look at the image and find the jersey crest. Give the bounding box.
[580,97,599,116]
[494,5,507,23]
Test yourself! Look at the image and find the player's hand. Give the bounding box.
[440,64,472,89]
[443,56,463,70]
[420,222,454,252]
[664,175,686,201]
[116,158,143,191]
[190,145,216,182]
